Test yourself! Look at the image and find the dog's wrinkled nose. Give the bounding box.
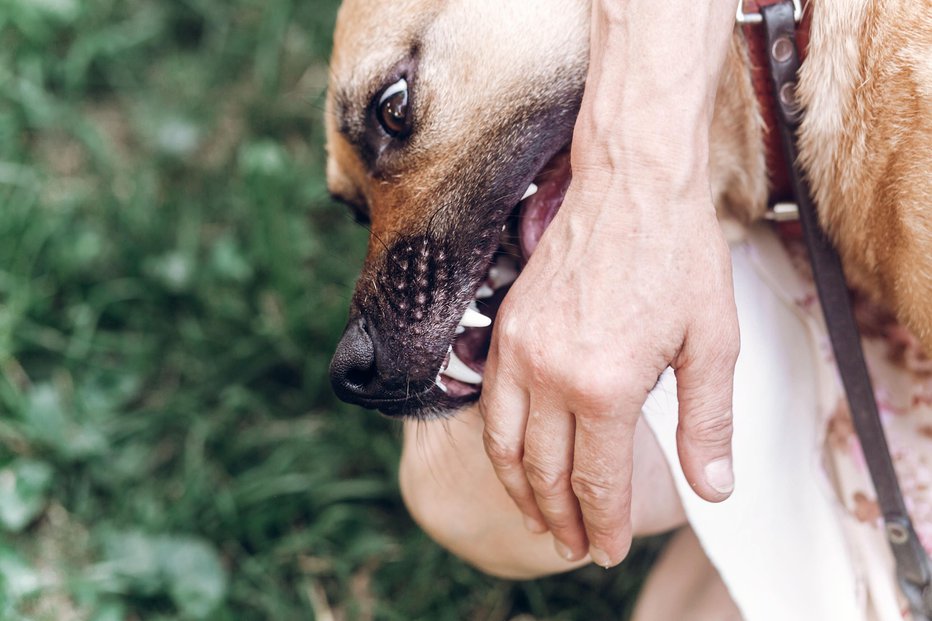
[329,317,379,404]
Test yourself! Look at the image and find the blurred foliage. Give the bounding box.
[0,0,658,618]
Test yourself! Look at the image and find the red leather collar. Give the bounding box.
[740,0,812,206]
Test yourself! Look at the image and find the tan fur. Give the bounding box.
[797,0,932,347]
[709,32,769,224]
[327,0,932,347]
[326,0,589,247]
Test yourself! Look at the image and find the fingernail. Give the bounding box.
[523,514,546,534]
[589,547,613,568]
[704,457,735,495]
[553,539,576,561]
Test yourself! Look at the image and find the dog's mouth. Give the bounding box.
[434,147,572,403]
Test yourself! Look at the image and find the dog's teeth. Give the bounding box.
[435,373,448,393]
[521,183,538,201]
[475,284,494,299]
[443,351,483,384]
[489,258,518,288]
[438,349,451,373]
[459,307,492,328]
[438,344,453,372]
[455,325,465,335]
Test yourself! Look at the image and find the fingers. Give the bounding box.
[572,412,637,567]
[522,399,587,561]
[673,318,740,502]
[479,376,548,533]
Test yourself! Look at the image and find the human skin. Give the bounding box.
[477,0,740,567]
[399,406,686,579]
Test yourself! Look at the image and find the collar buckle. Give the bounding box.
[736,0,802,25]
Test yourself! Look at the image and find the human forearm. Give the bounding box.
[573,0,737,204]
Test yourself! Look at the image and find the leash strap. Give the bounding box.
[759,2,932,617]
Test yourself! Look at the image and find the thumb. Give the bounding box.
[673,320,739,502]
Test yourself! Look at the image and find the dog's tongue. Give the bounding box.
[519,151,572,262]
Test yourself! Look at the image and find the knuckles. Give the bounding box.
[569,469,618,506]
[561,373,624,412]
[680,410,734,447]
[496,308,525,344]
[523,455,572,499]
[495,303,648,414]
[482,426,522,468]
[560,368,650,414]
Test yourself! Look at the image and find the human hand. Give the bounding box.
[478,171,739,567]
[477,0,739,570]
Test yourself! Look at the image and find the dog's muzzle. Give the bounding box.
[331,149,573,417]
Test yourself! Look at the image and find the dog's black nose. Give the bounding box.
[330,315,442,413]
[329,317,379,404]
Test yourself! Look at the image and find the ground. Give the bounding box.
[0,1,657,618]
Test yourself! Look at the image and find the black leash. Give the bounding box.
[761,2,932,617]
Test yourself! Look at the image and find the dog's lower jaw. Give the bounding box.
[408,148,576,416]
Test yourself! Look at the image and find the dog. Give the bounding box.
[325,0,932,420]
[323,1,932,616]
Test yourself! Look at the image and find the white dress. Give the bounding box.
[642,224,931,621]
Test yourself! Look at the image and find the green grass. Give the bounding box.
[0,1,658,618]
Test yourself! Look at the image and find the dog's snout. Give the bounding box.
[330,317,379,403]
[330,309,449,414]
[330,235,478,414]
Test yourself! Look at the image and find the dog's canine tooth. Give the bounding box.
[460,307,492,328]
[455,325,466,335]
[443,351,483,384]
[475,284,495,299]
[521,183,538,201]
[434,373,448,393]
[438,344,453,372]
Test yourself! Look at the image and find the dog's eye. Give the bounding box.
[377,78,408,137]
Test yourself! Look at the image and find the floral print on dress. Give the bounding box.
[777,233,932,617]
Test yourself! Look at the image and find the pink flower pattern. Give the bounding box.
[782,236,932,557]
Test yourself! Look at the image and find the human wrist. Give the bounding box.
[567,122,716,221]
[576,0,735,157]
[548,178,719,249]
[569,126,712,205]
[565,0,736,219]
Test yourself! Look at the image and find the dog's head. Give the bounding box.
[326,0,588,417]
